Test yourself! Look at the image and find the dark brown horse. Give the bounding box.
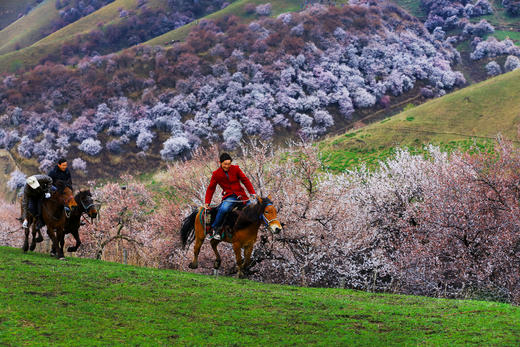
[181,196,282,278]
[64,189,98,252]
[41,181,78,259]
[20,204,44,253]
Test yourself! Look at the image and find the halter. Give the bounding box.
[261,203,280,228]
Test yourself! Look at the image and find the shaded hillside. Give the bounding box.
[0,0,42,30]
[320,68,520,171]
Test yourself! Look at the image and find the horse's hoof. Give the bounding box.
[213,261,221,270]
[23,243,29,253]
[29,244,36,251]
[188,262,198,269]
[35,236,43,243]
[238,271,246,279]
[67,247,76,253]
[50,251,56,257]
[58,256,66,261]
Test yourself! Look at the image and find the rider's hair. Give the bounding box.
[219,153,232,163]
[58,158,67,165]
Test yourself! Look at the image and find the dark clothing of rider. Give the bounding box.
[48,165,72,188]
[22,175,53,222]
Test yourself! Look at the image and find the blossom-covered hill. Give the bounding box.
[0,0,233,68]
[1,2,469,180]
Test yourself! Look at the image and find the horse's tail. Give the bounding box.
[180,208,198,248]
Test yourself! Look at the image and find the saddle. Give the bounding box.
[204,204,245,235]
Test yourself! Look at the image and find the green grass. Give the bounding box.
[390,0,425,18]
[320,68,520,171]
[1,246,520,345]
[489,30,520,45]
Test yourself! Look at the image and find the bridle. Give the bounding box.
[261,203,280,229]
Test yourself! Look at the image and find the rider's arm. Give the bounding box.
[40,176,53,193]
[205,172,218,205]
[237,167,256,195]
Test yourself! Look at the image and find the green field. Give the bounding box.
[320,68,520,171]
[0,246,519,345]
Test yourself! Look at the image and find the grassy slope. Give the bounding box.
[143,0,347,46]
[0,0,60,55]
[0,246,519,345]
[320,68,520,171]
[0,0,40,30]
[0,0,169,72]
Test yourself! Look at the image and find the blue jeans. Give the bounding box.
[212,195,240,230]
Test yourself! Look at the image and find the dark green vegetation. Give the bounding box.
[0,246,519,345]
[320,69,520,171]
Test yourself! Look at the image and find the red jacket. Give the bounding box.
[205,165,256,204]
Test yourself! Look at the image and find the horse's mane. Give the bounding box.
[54,180,67,194]
[75,189,91,200]
[234,197,272,231]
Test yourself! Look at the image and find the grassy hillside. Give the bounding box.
[0,246,519,345]
[320,68,520,171]
[0,0,170,72]
[0,0,41,30]
[144,0,349,46]
[0,0,60,55]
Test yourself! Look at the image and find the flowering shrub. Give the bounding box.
[504,55,520,72]
[72,157,87,172]
[7,170,26,193]
[485,61,502,76]
[256,3,272,16]
[78,138,102,156]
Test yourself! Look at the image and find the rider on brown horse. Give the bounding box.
[204,153,256,240]
[21,175,53,230]
[47,158,73,189]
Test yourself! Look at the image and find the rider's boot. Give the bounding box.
[212,226,222,240]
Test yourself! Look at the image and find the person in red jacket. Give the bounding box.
[204,153,256,240]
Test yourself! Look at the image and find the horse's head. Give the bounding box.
[259,195,282,234]
[53,181,78,217]
[76,189,98,219]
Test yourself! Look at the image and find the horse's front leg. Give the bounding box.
[22,221,30,253]
[57,230,65,259]
[210,239,221,269]
[35,227,44,243]
[243,243,254,273]
[29,223,38,251]
[233,242,245,278]
[46,228,58,257]
[67,230,81,253]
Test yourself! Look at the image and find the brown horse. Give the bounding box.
[41,181,78,259]
[64,189,98,253]
[181,196,282,278]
